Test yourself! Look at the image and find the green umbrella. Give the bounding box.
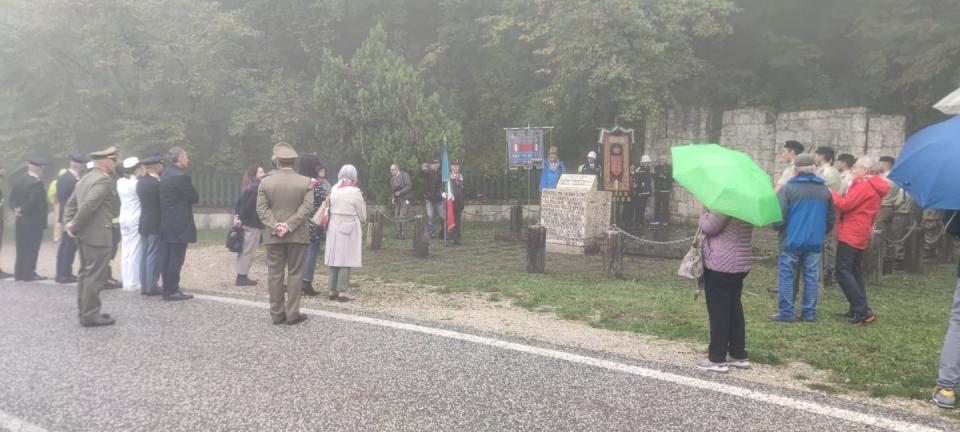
[671,144,782,226]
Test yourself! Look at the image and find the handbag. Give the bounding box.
[311,196,331,230]
[226,227,244,253]
[677,226,705,280]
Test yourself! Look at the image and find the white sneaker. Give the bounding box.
[725,355,751,369]
[696,359,729,374]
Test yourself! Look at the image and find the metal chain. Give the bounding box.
[613,226,696,246]
[883,222,918,245]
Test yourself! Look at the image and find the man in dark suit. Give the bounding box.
[55,155,90,283]
[159,147,197,301]
[137,154,164,296]
[10,158,49,281]
[0,168,11,279]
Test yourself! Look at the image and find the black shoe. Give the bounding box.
[100,313,112,319]
[80,316,116,327]
[235,275,257,287]
[848,313,877,326]
[56,275,78,284]
[23,274,48,282]
[302,281,320,297]
[163,291,194,301]
[104,278,122,290]
[0,271,12,279]
[285,315,308,326]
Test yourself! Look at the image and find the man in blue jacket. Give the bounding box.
[539,146,565,192]
[771,153,835,323]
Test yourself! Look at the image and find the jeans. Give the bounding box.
[938,278,960,390]
[56,234,78,278]
[704,268,749,363]
[425,200,445,238]
[777,250,821,321]
[140,234,162,295]
[302,238,322,282]
[836,241,871,316]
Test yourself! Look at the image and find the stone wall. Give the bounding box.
[644,106,907,226]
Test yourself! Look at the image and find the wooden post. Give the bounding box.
[940,236,956,264]
[903,225,923,274]
[510,205,523,239]
[863,230,884,285]
[413,215,429,258]
[527,225,546,273]
[367,211,384,250]
[603,229,623,279]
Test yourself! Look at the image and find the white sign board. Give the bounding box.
[556,174,598,191]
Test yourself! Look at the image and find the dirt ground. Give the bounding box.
[0,238,948,419]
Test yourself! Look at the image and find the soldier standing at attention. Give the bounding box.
[63,147,121,327]
[257,142,314,325]
[11,158,50,281]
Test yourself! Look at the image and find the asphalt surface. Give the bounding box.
[0,279,957,432]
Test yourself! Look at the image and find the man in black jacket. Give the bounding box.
[137,154,164,296]
[652,155,674,225]
[55,155,90,283]
[158,147,197,301]
[11,158,49,281]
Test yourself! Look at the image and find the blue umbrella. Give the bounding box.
[888,116,960,209]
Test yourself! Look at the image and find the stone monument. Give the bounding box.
[540,174,612,254]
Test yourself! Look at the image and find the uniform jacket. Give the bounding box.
[391,170,413,201]
[56,170,80,223]
[633,166,653,196]
[653,164,673,193]
[11,174,49,229]
[159,165,199,244]
[772,174,835,252]
[700,212,754,274]
[324,183,367,268]
[137,174,162,235]
[450,172,465,209]
[539,160,566,192]
[256,168,314,245]
[817,164,843,193]
[63,169,115,247]
[117,176,141,230]
[831,175,890,251]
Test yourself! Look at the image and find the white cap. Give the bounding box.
[122,157,141,169]
[587,151,597,159]
[86,161,94,170]
[640,154,652,163]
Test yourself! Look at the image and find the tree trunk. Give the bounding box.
[510,205,523,239]
[603,229,623,279]
[413,215,429,258]
[527,225,546,273]
[367,210,383,251]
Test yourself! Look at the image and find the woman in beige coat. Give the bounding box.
[324,164,366,301]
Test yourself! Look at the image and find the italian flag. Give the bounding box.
[441,142,456,233]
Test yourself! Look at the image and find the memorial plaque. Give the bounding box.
[556,174,598,191]
[541,187,611,254]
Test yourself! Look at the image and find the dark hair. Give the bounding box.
[815,147,835,163]
[837,153,856,167]
[879,156,896,165]
[784,140,805,154]
[298,154,321,178]
[241,164,261,190]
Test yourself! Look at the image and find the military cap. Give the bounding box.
[28,158,48,167]
[140,154,163,165]
[795,153,816,168]
[122,157,141,169]
[273,142,299,160]
[88,146,119,160]
[70,154,91,164]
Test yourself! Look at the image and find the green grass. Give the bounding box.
[353,221,959,401]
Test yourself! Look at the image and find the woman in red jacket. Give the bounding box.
[830,156,890,325]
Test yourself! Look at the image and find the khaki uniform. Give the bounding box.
[256,168,314,323]
[63,170,116,324]
[878,174,899,263]
[818,164,843,284]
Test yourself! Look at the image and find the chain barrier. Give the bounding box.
[613,226,696,246]
[883,222,918,245]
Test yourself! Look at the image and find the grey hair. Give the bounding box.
[796,165,817,175]
[859,155,879,173]
[338,164,358,182]
[169,146,187,164]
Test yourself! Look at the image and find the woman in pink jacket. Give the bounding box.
[696,210,755,374]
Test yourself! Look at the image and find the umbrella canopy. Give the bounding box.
[888,116,960,209]
[672,144,782,226]
[934,88,960,115]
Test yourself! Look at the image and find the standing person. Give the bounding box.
[234,164,265,287]
[652,155,673,225]
[623,155,653,229]
[770,154,835,323]
[815,146,842,286]
[933,210,960,410]
[620,161,640,229]
[11,158,49,281]
[256,143,314,325]
[830,156,889,325]
[696,210,755,373]
[538,146,565,192]
[923,209,945,259]
[836,153,856,196]
[63,147,120,327]
[48,170,63,243]
[325,164,366,302]
[390,163,413,240]
[577,151,602,188]
[158,147,197,301]
[137,154,164,296]
[298,154,326,297]
[775,140,804,194]
[117,157,144,291]
[449,160,465,246]
[420,160,444,239]
[0,168,9,279]
[877,156,900,267]
[55,155,90,283]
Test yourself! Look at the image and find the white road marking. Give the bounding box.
[0,410,49,432]
[195,294,942,432]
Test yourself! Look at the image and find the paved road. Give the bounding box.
[0,280,955,432]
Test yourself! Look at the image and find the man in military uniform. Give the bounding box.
[137,154,164,296]
[11,158,50,281]
[0,168,10,279]
[652,155,674,225]
[878,156,901,269]
[55,155,90,283]
[256,142,314,325]
[63,147,120,327]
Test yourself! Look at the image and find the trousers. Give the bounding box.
[302,238,322,282]
[77,242,110,324]
[328,266,352,294]
[265,243,307,322]
[703,268,749,363]
[57,234,78,278]
[140,234,162,295]
[15,220,43,280]
[236,226,261,276]
[161,242,188,295]
[937,278,960,390]
[836,241,871,316]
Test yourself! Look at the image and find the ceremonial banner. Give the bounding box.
[505,128,546,169]
[598,126,634,194]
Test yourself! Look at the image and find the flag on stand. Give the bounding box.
[441,141,456,234]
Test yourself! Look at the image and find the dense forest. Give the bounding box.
[0,0,957,200]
